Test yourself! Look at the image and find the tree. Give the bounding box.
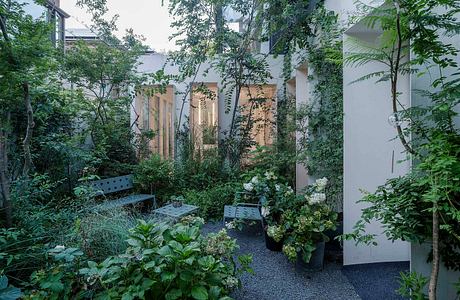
[345,1,460,298]
[166,0,273,166]
[0,0,59,227]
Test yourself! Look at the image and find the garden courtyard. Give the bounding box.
[1,0,459,299]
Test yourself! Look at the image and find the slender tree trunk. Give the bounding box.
[429,204,440,300]
[229,83,242,139]
[22,82,34,177]
[0,113,12,227]
[392,4,415,155]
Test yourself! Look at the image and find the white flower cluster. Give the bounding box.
[285,186,294,196]
[264,171,277,180]
[275,184,281,192]
[306,192,326,205]
[225,220,236,230]
[314,177,328,191]
[261,206,270,217]
[243,182,254,191]
[251,176,259,184]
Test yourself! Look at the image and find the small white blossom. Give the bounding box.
[275,184,281,192]
[243,182,254,191]
[251,176,259,184]
[261,206,270,217]
[309,192,326,205]
[315,177,328,191]
[225,221,236,230]
[264,171,277,180]
[285,186,294,196]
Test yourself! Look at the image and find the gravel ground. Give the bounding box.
[342,262,409,300]
[202,222,361,300]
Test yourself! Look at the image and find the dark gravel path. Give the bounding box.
[342,262,409,300]
[202,222,360,300]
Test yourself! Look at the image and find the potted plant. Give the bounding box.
[237,171,295,251]
[170,195,185,208]
[275,178,337,270]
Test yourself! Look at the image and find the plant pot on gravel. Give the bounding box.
[295,241,325,271]
[264,229,283,252]
[325,212,343,251]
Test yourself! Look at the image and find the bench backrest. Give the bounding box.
[90,174,134,196]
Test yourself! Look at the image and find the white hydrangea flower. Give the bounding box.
[315,177,328,191]
[275,184,281,192]
[285,186,294,195]
[251,176,259,184]
[309,192,326,204]
[261,206,270,217]
[264,171,277,180]
[225,221,236,230]
[243,182,254,191]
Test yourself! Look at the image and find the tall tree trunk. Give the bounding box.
[392,4,415,155]
[0,113,12,227]
[22,82,34,177]
[428,204,440,300]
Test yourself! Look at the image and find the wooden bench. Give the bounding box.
[89,174,156,211]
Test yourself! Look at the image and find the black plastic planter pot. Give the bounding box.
[296,241,325,271]
[264,230,283,252]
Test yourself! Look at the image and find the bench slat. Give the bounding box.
[96,194,155,211]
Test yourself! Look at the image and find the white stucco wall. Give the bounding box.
[342,23,411,265]
[135,53,285,141]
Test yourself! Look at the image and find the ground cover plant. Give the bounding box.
[23,218,252,300]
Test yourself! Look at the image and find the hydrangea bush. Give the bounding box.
[236,171,295,228]
[266,178,338,263]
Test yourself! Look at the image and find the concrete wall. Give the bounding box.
[342,22,411,265]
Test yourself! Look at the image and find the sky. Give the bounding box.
[61,0,177,52]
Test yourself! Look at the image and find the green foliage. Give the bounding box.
[345,131,460,270]
[397,271,428,300]
[72,209,139,260]
[134,154,174,199]
[0,275,22,300]
[25,220,252,299]
[275,179,337,263]
[296,7,344,211]
[184,182,240,220]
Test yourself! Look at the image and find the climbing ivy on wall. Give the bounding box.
[296,7,344,211]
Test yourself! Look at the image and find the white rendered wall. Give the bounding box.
[343,26,410,265]
[295,67,310,191]
[134,53,284,143]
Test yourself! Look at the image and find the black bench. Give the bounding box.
[89,174,156,211]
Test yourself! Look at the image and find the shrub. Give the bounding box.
[25,219,253,299]
[134,154,174,202]
[184,182,240,220]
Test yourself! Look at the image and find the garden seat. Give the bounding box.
[89,175,156,211]
[223,203,262,225]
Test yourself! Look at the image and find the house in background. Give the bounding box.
[22,0,69,46]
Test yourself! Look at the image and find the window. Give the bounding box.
[190,83,219,151]
[239,84,276,148]
[137,86,175,158]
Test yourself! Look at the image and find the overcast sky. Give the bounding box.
[61,0,176,52]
